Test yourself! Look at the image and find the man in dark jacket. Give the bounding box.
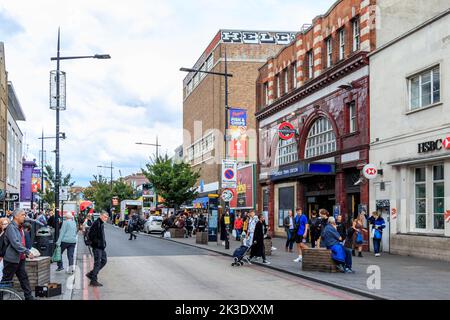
[0,209,35,300]
[86,212,108,287]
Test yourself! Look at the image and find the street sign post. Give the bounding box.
[222,159,237,189]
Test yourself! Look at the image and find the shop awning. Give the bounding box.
[388,153,450,166]
[193,197,209,209]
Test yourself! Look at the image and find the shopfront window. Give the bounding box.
[415,167,427,229]
[305,117,336,159]
[278,186,294,227]
[413,164,445,232]
[433,165,444,230]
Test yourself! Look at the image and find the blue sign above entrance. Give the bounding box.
[270,162,335,181]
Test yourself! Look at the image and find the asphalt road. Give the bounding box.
[71,224,365,300]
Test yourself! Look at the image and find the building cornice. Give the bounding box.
[256,51,369,121]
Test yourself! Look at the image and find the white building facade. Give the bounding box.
[6,82,25,210]
[369,9,450,261]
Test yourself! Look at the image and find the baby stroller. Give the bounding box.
[231,236,253,266]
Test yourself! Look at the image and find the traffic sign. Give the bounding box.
[221,189,234,202]
[362,164,378,180]
[278,122,296,140]
[222,159,237,188]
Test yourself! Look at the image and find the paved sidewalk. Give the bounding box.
[145,232,450,300]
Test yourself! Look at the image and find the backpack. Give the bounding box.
[84,226,93,247]
[0,232,8,257]
[186,217,193,227]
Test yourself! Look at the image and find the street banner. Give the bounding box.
[229,108,247,127]
[230,164,255,209]
[229,138,247,159]
[222,159,237,188]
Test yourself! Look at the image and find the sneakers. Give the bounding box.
[89,280,103,287]
[271,247,277,251]
[293,256,303,263]
[336,265,345,273]
[263,260,271,265]
[344,268,355,273]
[56,267,64,272]
[66,266,75,274]
[375,253,381,257]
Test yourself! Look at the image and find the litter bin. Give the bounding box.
[35,227,55,257]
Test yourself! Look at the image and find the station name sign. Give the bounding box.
[221,31,296,45]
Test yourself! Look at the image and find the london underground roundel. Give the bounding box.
[363,163,378,180]
[443,136,450,150]
[278,122,296,140]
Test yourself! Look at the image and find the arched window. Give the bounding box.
[276,137,298,166]
[305,117,336,158]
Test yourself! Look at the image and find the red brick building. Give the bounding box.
[255,0,377,237]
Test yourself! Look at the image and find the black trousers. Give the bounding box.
[1,259,33,299]
[129,231,137,240]
[90,248,107,281]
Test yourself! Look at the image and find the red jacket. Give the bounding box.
[234,218,243,230]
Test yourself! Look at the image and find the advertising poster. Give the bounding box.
[230,164,255,209]
[229,108,247,127]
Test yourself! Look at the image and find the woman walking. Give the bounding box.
[56,212,78,273]
[367,211,386,257]
[249,214,270,264]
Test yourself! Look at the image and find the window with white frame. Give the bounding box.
[326,37,332,68]
[349,101,357,133]
[415,167,427,229]
[339,28,345,60]
[284,69,289,94]
[206,54,213,71]
[433,164,444,230]
[305,117,336,159]
[352,19,360,52]
[409,66,440,110]
[292,62,297,88]
[308,51,314,79]
[187,133,215,163]
[277,137,298,166]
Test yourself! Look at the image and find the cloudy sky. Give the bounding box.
[0,0,334,186]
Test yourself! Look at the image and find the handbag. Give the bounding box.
[356,232,363,244]
[51,245,62,263]
[232,229,237,238]
[374,229,382,240]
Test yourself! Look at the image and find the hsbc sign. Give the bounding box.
[221,31,296,45]
[418,136,450,153]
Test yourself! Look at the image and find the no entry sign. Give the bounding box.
[222,159,237,188]
[363,163,378,179]
[278,122,296,140]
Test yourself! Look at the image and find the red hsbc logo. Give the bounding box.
[366,168,377,175]
[443,136,450,149]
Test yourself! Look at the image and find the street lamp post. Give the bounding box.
[50,28,110,241]
[37,131,66,213]
[180,48,233,249]
[136,137,162,210]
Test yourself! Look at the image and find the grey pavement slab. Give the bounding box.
[145,231,450,300]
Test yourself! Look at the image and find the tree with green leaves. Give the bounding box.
[142,154,200,209]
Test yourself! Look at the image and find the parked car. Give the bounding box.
[143,216,164,234]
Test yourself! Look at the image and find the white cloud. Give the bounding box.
[0,0,335,186]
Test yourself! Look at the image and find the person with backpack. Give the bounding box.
[197,213,207,232]
[366,211,386,257]
[127,213,138,240]
[56,212,78,273]
[0,209,35,300]
[308,211,321,248]
[185,214,194,238]
[0,218,11,281]
[85,212,108,287]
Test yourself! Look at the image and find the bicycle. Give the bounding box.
[0,281,24,300]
